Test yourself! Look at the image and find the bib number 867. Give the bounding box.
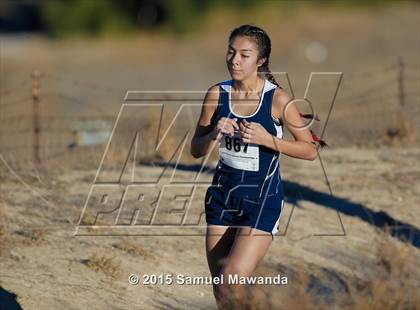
[225,136,249,153]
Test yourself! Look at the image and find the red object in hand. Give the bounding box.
[297,112,328,148]
[298,112,328,148]
[310,130,328,148]
[299,112,320,121]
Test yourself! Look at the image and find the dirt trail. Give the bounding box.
[0,146,418,309]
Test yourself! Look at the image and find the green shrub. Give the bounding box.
[42,0,133,38]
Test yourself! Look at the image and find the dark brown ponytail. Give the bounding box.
[259,61,282,89]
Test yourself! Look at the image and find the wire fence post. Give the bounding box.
[32,70,41,166]
[395,56,412,141]
[398,56,405,107]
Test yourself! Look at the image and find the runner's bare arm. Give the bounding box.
[190,85,220,159]
[264,88,317,161]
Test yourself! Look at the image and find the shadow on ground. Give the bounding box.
[148,162,420,248]
[0,287,23,310]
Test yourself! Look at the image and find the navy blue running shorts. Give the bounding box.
[204,186,285,239]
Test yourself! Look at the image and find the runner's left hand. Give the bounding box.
[239,119,271,146]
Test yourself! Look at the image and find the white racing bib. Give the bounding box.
[219,130,259,172]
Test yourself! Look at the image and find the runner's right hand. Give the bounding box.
[211,117,239,141]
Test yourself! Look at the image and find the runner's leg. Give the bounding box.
[205,224,237,306]
[216,227,273,308]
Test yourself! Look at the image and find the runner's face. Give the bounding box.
[226,36,264,81]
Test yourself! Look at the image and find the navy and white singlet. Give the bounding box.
[205,78,285,238]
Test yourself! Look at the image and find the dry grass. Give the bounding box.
[2,96,417,173]
[83,254,121,278]
[382,112,418,147]
[0,225,9,256]
[236,226,420,310]
[345,226,419,310]
[14,228,47,244]
[0,68,220,173]
[113,239,156,260]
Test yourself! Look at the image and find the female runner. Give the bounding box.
[190,24,322,308]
